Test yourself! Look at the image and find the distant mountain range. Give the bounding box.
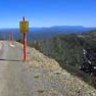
[0,26,96,41]
[30,26,96,32]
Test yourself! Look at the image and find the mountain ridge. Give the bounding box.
[0,26,96,41]
[0,25,96,31]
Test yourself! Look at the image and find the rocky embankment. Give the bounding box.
[19,44,96,96]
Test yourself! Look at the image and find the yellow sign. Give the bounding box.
[20,21,29,33]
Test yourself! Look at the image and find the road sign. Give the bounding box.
[19,17,29,61]
[20,17,29,33]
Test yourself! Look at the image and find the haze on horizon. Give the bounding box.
[0,0,96,28]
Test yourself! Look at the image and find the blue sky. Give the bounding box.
[0,0,96,28]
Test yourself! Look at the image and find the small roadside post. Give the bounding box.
[10,32,14,45]
[20,17,29,61]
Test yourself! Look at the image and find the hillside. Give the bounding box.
[27,34,85,68]
[25,30,96,88]
[27,46,96,96]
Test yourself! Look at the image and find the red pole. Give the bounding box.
[10,32,14,45]
[23,32,27,61]
[23,16,27,61]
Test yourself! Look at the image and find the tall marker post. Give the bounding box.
[20,17,29,61]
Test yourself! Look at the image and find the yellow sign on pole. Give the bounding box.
[20,17,29,33]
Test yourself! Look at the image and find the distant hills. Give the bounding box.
[30,26,96,33]
[0,26,96,41]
